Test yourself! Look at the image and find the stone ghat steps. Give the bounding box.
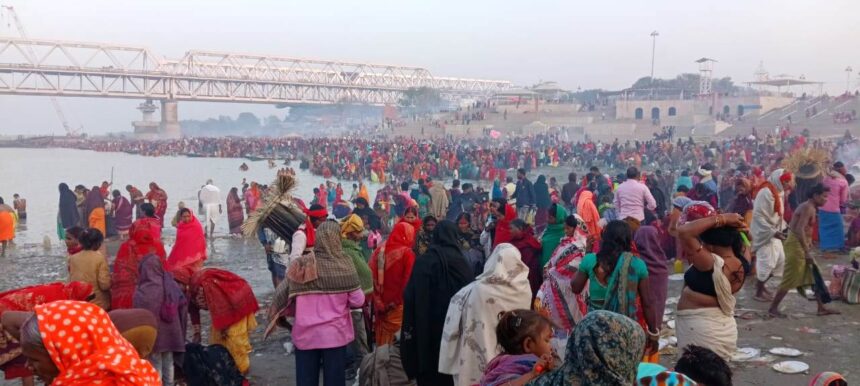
[720,97,860,137]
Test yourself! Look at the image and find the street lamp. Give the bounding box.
[650,31,659,97]
[846,66,853,93]
[650,31,659,80]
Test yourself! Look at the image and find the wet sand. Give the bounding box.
[1,233,857,386]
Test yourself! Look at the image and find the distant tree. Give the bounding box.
[399,87,443,114]
[264,115,282,128]
[630,74,739,94]
[570,89,607,103]
[236,112,261,129]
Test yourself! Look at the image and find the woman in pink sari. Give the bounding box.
[243,182,261,214]
[167,208,207,272]
[226,187,244,234]
[317,183,329,209]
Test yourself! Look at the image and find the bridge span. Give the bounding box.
[0,37,513,137]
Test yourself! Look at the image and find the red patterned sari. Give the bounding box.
[0,282,93,379]
[145,184,168,227]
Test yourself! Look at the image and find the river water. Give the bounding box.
[0,147,383,244]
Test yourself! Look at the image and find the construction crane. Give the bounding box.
[1,4,82,136]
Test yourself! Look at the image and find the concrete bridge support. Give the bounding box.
[160,100,181,138]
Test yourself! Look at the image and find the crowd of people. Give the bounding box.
[34,127,858,186]
[833,111,857,124]
[1,129,859,385]
[0,177,263,386]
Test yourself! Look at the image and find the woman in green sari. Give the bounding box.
[539,203,568,267]
[417,185,432,219]
[571,220,659,354]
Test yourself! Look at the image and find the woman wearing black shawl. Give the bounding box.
[401,220,475,386]
[646,175,668,218]
[58,183,80,240]
[352,197,381,230]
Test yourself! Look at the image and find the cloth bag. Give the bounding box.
[830,265,850,299]
[286,250,318,284]
[841,267,860,304]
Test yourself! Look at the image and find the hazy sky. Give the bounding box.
[1,0,859,134]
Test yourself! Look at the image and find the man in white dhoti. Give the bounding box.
[199,179,222,239]
[750,169,794,301]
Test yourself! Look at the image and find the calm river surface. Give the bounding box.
[0,147,383,244]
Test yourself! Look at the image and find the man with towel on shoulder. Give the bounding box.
[750,169,793,302]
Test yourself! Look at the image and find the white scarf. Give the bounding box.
[438,243,532,386]
[750,168,785,252]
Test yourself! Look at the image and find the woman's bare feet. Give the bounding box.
[754,293,774,302]
[768,308,787,318]
[817,307,841,316]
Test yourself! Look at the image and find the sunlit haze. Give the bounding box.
[1,0,859,134]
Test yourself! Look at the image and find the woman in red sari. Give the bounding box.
[399,205,423,233]
[491,198,517,247]
[369,222,417,345]
[167,208,207,273]
[111,220,167,309]
[0,282,93,384]
[145,182,168,227]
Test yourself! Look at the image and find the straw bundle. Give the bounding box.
[242,173,307,241]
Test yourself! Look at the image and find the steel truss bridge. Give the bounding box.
[0,37,513,105]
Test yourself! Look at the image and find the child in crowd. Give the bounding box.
[64,226,84,256]
[637,344,729,385]
[673,345,733,386]
[479,310,555,386]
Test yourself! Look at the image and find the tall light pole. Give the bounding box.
[846,66,854,93]
[650,31,659,97]
[650,31,659,80]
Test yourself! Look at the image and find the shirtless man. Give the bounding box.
[12,194,26,221]
[769,183,840,317]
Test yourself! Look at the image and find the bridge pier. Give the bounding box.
[159,100,181,139]
[132,100,159,139]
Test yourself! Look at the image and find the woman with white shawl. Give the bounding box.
[438,243,532,386]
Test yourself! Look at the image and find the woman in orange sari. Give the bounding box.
[0,200,14,258]
[84,187,106,236]
[0,282,93,384]
[577,188,602,252]
[369,222,416,345]
[111,220,167,309]
[166,208,207,273]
